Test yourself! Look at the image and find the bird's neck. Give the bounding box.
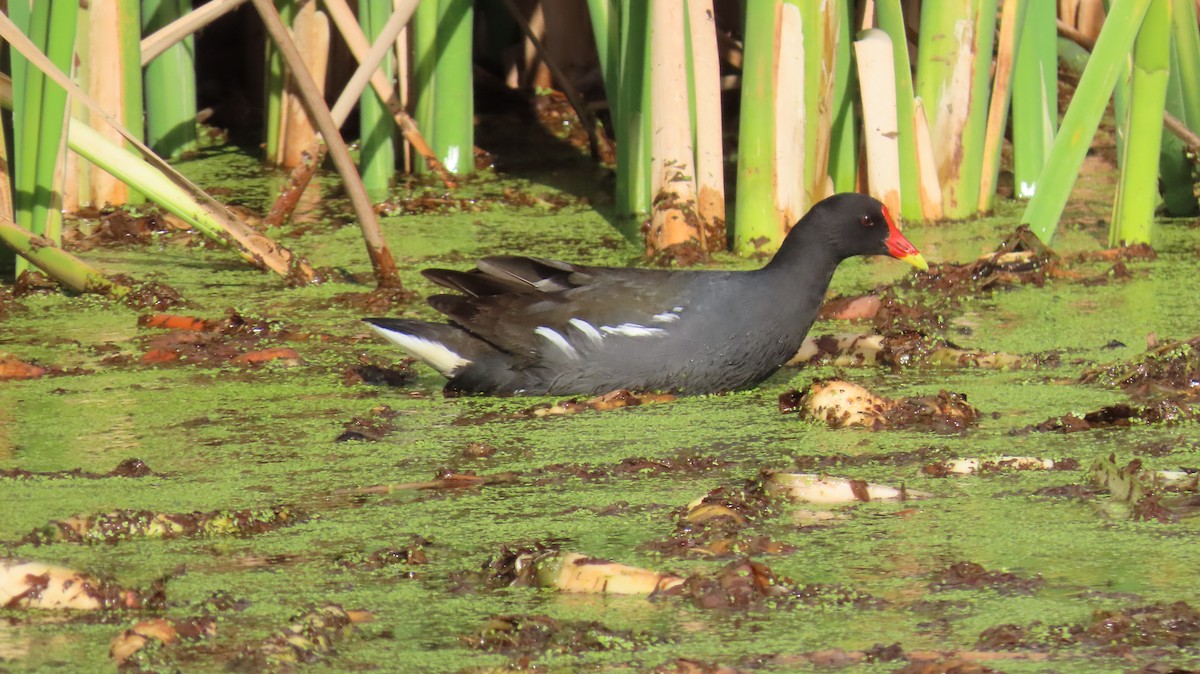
[758,223,842,287]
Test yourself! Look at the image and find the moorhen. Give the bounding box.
[365,193,926,396]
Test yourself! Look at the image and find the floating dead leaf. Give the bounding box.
[335,405,403,442]
[336,539,430,571]
[476,543,682,595]
[20,506,299,545]
[789,379,980,433]
[922,456,1076,477]
[456,389,676,424]
[765,472,931,504]
[1,559,164,610]
[1085,454,1200,522]
[231,347,302,366]
[110,617,216,665]
[977,601,1200,652]
[657,558,882,611]
[0,458,152,480]
[343,469,519,495]
[341,357,416,387]
[789,330,1035,370]
[230,604,367,670]
[460,614,655,656]
[653,659,754,674]
[1081,334,1200,398]
[138,309,313,368]
[929,561,1044,595]
[905,226,1060,296]
[0,355,47,380]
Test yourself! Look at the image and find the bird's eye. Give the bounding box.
[859,214,874,227]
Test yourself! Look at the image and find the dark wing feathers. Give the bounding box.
[421,268,528,297]
[423,255,707,360]
[475,256,583,292]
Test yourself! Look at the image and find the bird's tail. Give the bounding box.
[362,318,487,377]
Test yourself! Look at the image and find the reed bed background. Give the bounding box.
[0,0,1197,295]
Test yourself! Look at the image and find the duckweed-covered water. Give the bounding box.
[2,143,1200,673]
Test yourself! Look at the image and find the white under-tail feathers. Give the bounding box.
[367,324,471,376]
[372,312,678,374]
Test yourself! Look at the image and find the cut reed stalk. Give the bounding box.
[251,0,402,287]
[0,214,130,297]
[142,0,198,159]
[1110,0,1170,246]
[854,29,903,219]
[430,0,474,175]
[0,19,315,282]
[687,0,726,252]
[1011,0,1058,198]
[979,0,1028,212]
[646,0,700,258]
[914,0,997,218]
[321,0,453,185]
[828,0,858,193]
[875,0,923,220]
[614,0,652,235]
[733,0,783,254]
[359,0,397,202]
[1022,0,1154,243]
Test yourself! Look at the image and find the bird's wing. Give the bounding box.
[426,259,712,364]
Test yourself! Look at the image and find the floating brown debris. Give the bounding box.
[977,601,1200,653]
[1081,334,1200,398]
[787,379,980,433]
[656,558,883,611]
[110,617,216,666]
[653,659,754,674]
[792,447,956,471]
[20,506,300,545]
[905,226,1059,295]
[1,559,166,611]
[377,192,484,216]
[647,473,785,558]
[116,279,186,311]
[335,540,430,572]
[330,285,416,313]
[0,457,153,480]
[460,614,654,657]
[476,543,683,595]
[335,405,403,442]
[789,331,1038,370]
[343,469,520,495]
[764,643,906,669]
[64,207,181,250]
[0,354,47,380]
[1084,454,1200,523]
[138,309,314,367]
[929,561,1044,595]
[230,604,370,671]
[455,389,676,424]
[341,358,416,387]
[1027,400,1200,433]
[922,456,1077,477]
[765,472,932,504]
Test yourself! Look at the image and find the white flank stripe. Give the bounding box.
[368,325,470,376]
[568,318,604,343]
[651,312,680,323]
[601,323,667,337]
[535,326,580,358]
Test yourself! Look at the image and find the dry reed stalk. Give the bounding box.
[854,29,903,218]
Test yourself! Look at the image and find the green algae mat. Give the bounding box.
[3,147,1200,673]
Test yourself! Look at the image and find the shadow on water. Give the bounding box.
[472,74,618,223]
